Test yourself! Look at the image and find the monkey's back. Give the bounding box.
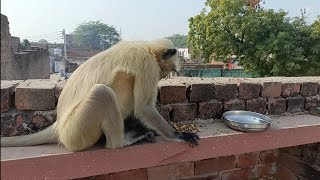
[56,41,160,126]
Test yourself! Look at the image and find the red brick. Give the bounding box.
[214,83,238,100]
[176,174,219,180]
[281,83,301,97]
[96,168,147,180]
[159,85,187,104]
[257,163,277,178]
[286,95,305,113]
[278,153,304,175]
[15,80,57,110]
[276,164,298,180]
[147,164,176,180]
[175,162,195,178]
[237,152,258,168]
[224,99,245,111]
[245,98,267,114]
[261,82,282,98]
[258,150,278,164]
[194,156,236,175]
[1,86,11,113]
[220,168,256,180]
[1,113,28,137]
[281,146,302,156]
[1,110,57,137]
[198,100,223,119]
[300,82,318,97]
[74,176,95,180]
[147,162,194,180]
[156,105,172,121]
[171,103,197,122]
[32,115,47,128]
[305,96,318,110]
[189,83,214,102]
[277,152,320,179]
[1,80,22,112]
[239,83,261,100]
[267,97,286,115]
[54,80,66,101]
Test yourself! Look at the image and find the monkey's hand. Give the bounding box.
[174,131,200,147]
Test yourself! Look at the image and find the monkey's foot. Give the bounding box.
[174,131,200,147]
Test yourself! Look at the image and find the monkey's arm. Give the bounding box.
[133,76,199,145]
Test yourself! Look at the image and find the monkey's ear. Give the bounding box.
[162,49,177,60]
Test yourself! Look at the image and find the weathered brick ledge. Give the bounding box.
[1,114,320,180]
[1,77,320,179]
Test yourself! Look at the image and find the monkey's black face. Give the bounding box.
[162,49,177,60]
[159,48,180,78]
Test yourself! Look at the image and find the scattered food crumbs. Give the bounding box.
[170,122,202,133]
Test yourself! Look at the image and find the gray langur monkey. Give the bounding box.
[1,39,200,151]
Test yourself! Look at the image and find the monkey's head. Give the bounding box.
[148,39,181,79]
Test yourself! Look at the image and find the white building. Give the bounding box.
[177,48,191,60]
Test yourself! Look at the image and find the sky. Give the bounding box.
[1,0,319,43]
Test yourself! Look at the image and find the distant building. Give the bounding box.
[177,48,191,61]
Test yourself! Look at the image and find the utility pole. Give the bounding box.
[62,29,67,60]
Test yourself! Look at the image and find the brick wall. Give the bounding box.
[157,77,320,121]
[277,143,320,180]
[67,49,101,58]
[1,77,319,136]
[1,77,319,179]
[80,149,278,180]
[1,14,14,80]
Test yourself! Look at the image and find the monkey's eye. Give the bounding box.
[162,49,177,60]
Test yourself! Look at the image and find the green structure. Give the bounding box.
[180,69,254,78]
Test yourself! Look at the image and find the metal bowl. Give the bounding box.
[222,111,272,132]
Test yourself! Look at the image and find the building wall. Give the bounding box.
[67,49,101,59]
[1,14,14,80]
[13,47,50,80]
[1,14,50,80]
[10,36,20,53]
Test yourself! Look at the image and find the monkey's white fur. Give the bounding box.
[1,39,182,151]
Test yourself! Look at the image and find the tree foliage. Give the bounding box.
[165,34,188,48]
[74,21,121,50]
[187,0,320,76]
[18,39,31,51]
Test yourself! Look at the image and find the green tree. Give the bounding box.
[18,39,31,51]
[187,0,320,76]
[38,39,49,44]
[74,21,121,50]
[165,34,188,48]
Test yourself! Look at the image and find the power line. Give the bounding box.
[28,36,63,43]
[27,35,62,40]
[25,31,61,38]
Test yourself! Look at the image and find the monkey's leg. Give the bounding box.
[123,131,156,146]
[58,84,124,151]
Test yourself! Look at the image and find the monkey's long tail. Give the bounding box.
[1,124,58,147]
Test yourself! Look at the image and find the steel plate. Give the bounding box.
[222,110,272,132]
